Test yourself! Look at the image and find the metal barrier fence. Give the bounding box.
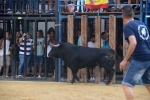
[0,18,60,81]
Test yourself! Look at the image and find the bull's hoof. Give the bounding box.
[70,80,74,84]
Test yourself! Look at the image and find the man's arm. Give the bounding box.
[123,35,137,62]
[19,33,26,43]
[120,35,137,71]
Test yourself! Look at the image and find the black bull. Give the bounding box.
[48,42,116,85]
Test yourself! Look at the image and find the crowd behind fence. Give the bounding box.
[0,0,142,14]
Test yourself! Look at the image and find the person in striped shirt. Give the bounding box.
[17,32,34,78]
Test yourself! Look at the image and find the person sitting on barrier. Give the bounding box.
[88,35,96,81]
[29,0,38,14]
[75,0,84,12]
[47,0,56,14]
[16,0,27,14]
[0,31,11,77]
[36,30,44,78]
[6,0,13,14]
[17,32,34,78]
[102,0,115,12]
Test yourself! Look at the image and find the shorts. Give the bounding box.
[28,54,34,67]
[37,55,44,65]
[0,55,10,66]
[122,60,150,87]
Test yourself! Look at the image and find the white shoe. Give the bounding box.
[17,75,22,78]
[7,11,13,14]
[6,75,8,77]
[22,12,26,14]
[38,75,41,78]
[92,77,95,81]
[89,77,93,81]
[15,11,21,14]
[75,10,79,12]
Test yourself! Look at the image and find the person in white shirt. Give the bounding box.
[88,35,96,81]
[0,31,11,77]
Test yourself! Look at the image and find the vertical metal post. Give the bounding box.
[3,19,6,77]
[140,0,143,21]
[23,19,27,78]
[145,0,148,25]
[44,19,47,78]
[56,0,62,82]
[13,19,16,79]
[34,20,37,78]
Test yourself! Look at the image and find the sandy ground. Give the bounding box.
[0,81,149,100]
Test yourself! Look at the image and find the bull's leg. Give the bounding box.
[71,69,79,84]
[103,67,115,85]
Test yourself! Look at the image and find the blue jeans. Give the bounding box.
[16,0,27,12]
[41,0,45,13]
[18,54,30,75]
[29,0,38,10]
[6,0,13,10]
[122,60,150,87]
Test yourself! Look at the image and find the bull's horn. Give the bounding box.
[50,42,60,47]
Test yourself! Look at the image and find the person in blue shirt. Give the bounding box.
[120,6,150,100]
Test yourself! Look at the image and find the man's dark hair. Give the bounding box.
[90,35,95,39]
[122,6,134,18]
[101,32,106,36]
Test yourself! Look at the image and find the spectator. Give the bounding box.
[77,29,82,79]
[15,31,21,76]
[88,35,96,81]
[101,32,109,82]
[49,30,56,79]
[9,33,14,76]
[41,0,46,14]
[76,0,84,12]
[36,30,44,78]
[103,0,115,12]
[77,30,82,46]
[6,0,13,14]
[131,0,140,12]
[0,31,11,77]
[29,0,38,14]
[101,32,107,48]
[27,34,34,77]
[116,0,134,12]
[47,0,55,14]
[16,0,27,14]
[46,32,55,79]
[17,32,34,78]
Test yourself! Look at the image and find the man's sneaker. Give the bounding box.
[7,11,13,14]
[92,77,95,81]
[47,10,53,14]
[15,11,21,14]
[38,75,41,78]
[75,10,79,12]
[22,12,26,14]
[16,75,22,78]
[6,75,8,77]
[89,77,93,81]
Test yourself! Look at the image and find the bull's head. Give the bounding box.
[48,43,60,58]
